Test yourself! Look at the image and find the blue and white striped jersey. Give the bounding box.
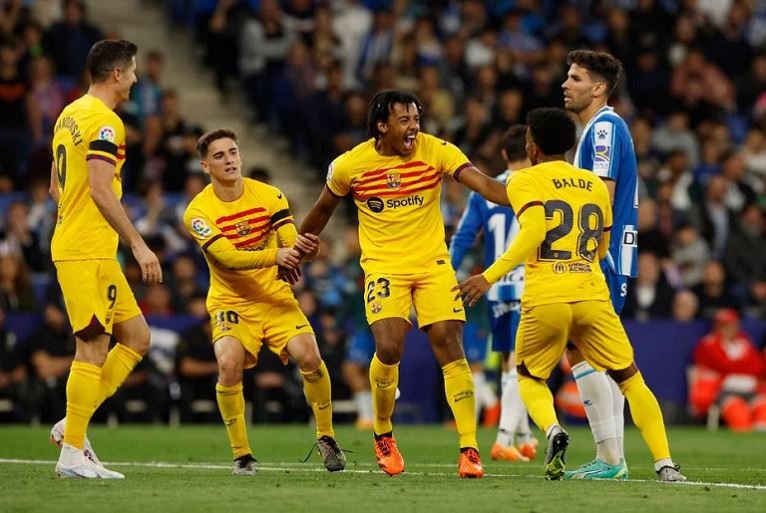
[449,171,524,302]
[574,106,638,278]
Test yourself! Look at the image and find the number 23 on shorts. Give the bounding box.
[366,277,391,314]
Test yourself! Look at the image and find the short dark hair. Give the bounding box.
[196,128,238,158]
[86,39,138,83]
[500,125,527,162]
[367,90,422,140]
[566,50,623,97]
[526,108,576,155]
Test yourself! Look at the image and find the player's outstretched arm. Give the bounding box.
[89,159,162,284]
[455,166,511,207]
[299,185,342,236]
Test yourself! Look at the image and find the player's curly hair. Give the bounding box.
[86,39,138,83]
[196,128,238,158]
[367,90,422,141]
[526,108,576,156]
[566,50,623,98]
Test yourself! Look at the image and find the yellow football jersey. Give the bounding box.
[492,160,613,307]
[184,178,295,306]
[326,132,472,275]
[51,94,126,261]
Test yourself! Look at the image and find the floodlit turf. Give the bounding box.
[1,425,764,513]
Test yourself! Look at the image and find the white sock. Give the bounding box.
[654,458,674,472]
[496,370,526,446]
[608,375,626,460]
[572,361,620,463]
[355,390,373,422]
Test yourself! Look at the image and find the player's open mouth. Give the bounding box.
[403,134,416,150]
[225,166,237,173]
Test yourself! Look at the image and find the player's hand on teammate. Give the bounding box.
[294,233,320,259]
[132,242,163,284]
[453,275,491,307]
[276,247,302,269]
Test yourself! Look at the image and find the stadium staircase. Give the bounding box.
[85,0,344,229]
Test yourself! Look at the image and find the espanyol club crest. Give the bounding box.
[386,172,402,189]
[235,220,251,236]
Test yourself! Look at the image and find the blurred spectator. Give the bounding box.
[691,175,735,259]
[240,0,293,123]
[1,200,45,272]
[131,49,165,126]
[741,129,766,194]
[693,260,741,320]
[0,37,32,178]
[623,251,675,321]
[0,251,37,312]
[135,181,188,253]
[26,299,74,422]
[356,8,395,84]
[0,305,27,420]
[720,151,757,212]
[175,293,218,422]
[637,197,670,258]
[670,47,734,112]
[140,283,174,317]
[671,223,710,288]
[651,111,699,168]
[724,203,766,312]
[672,289,699,322]
[168,254,205,313]
[41,0,102,80]
[27,55,65,146]
[689,309,766,431]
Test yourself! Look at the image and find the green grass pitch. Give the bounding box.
[1,425,764,513]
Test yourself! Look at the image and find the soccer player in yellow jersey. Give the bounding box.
[184,128,346,475]
[299,90,511,478]
[456,108,686,482]
[48,40,163,479]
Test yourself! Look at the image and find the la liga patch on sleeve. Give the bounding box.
[191,218,212,238]
[98,126,116,143]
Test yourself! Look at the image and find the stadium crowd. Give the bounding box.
[1,0,766,427]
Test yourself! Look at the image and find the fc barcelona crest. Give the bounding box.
[386,172,402,189]
[235,220,251,236]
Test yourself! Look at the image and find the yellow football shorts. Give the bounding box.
[55,259,142,337]
[516,300,634,379]
[209,294,314,369]
[363,265,466,328]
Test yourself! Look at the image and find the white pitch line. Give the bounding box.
[1,458,765,491]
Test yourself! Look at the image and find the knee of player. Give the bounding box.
[297,352,323,373]
[128,331,151,356]
[375,343,403,365]
[607,363,639,385]
[217,354,244,380]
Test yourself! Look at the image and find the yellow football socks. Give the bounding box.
[370,354,399,435]
[96,343,143,406]
[63,361,102,449]
[518,374,558,434]
[301,360,334,438]
[442,359,478,449]
[619,372,671,462]
[216,382,251,460]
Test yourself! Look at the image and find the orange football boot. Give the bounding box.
[458,447,485,478]
[517,438,539,460]
[490,442,530,462]
[374,434,405,476]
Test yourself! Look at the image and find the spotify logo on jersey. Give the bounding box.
[367,197,385,213]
